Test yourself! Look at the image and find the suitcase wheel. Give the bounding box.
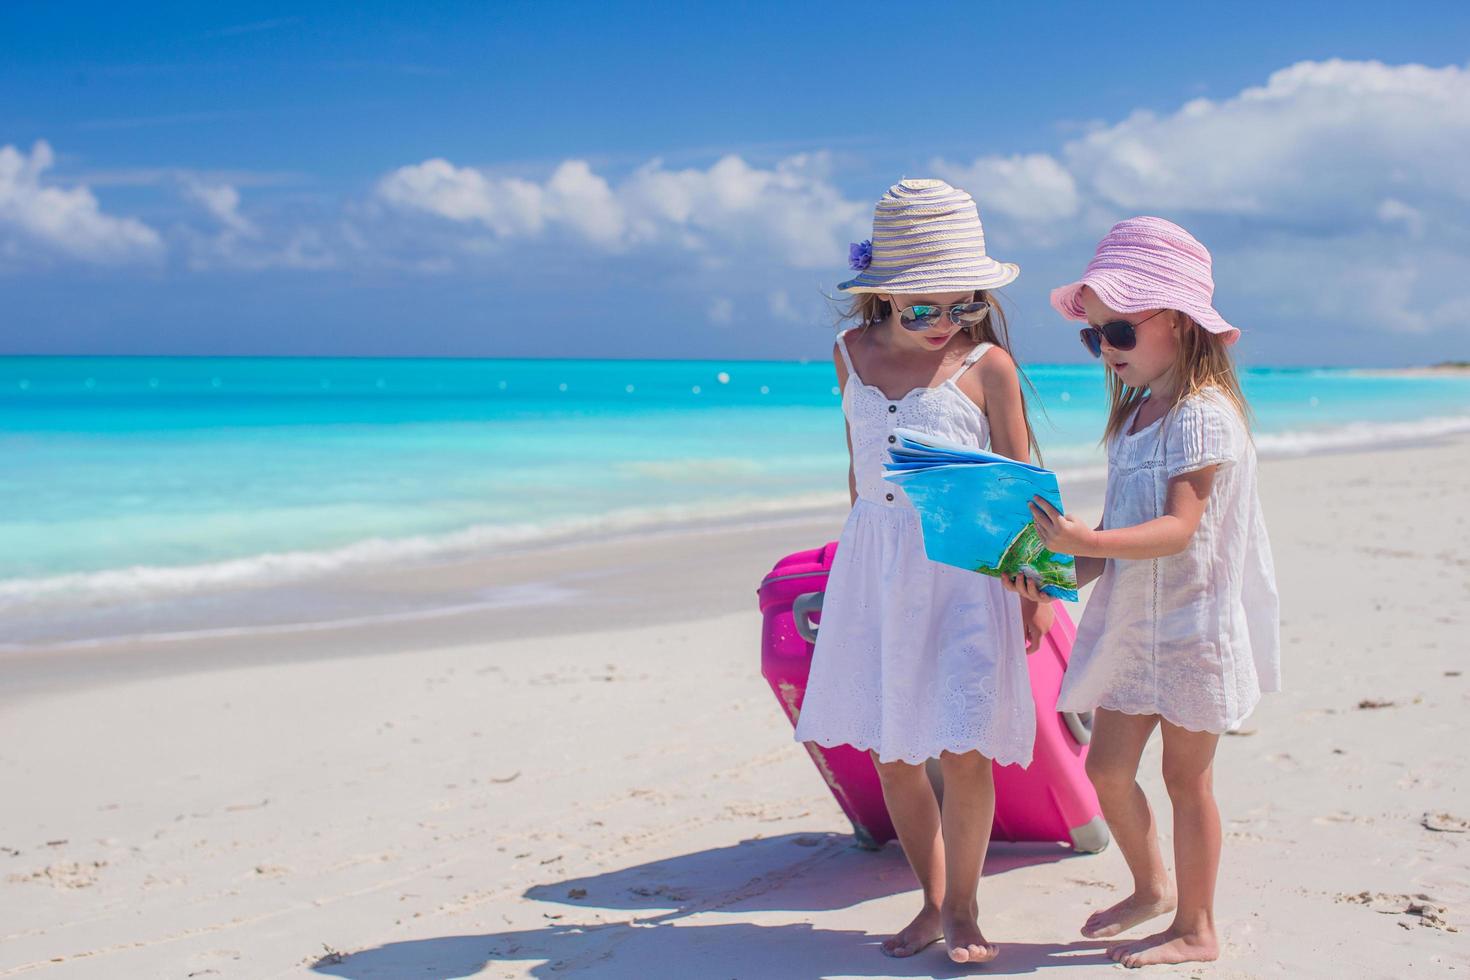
[1069,815,1111,853]
[1061,710,1094,746]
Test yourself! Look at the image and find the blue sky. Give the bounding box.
[3,1,1469,365]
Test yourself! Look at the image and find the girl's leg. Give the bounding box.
[1082,709,1176,938]
[872,755,945,957]
[937,749,999,964]
[1110,721,1222,968]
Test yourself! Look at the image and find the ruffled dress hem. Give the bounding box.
[1055,694,1261,737]
[798,730,1034,769]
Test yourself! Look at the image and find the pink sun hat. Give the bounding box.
[1050,216,1238,344]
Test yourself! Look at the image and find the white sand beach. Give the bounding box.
[2,439,1467,978]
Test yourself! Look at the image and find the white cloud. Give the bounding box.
[546,160,623,248]
[931,152,1080,224]
[0,140,162,263]
[1226,234,1470,335]
[376,157,546,237]
[176,178,345,271]
[182,178,257,236]
[938,60,1470,232]
[707,296,734,325]
[767,289,802,323]
[375,152,865,269]
[179,222,341,272]
[930,59,1470,335]
[1066,59,1470,221]
[1376,198,1424,239]
[13,58,1467,356]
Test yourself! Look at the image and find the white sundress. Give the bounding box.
[792,330,1035,767]
[1057,388,1281,734]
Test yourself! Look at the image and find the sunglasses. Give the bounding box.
[1078,309,1166,357]
[898,301,990,332]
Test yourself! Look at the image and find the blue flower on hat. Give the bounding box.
[848,240,872,271]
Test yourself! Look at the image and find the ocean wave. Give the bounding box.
[1051,412,1470,468]
[0,581,582,652]
[4,412,1468,611]
[1254,413,1470,455]
[0,491,849,609]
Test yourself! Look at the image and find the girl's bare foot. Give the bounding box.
[1081,888,1176,938]
[942,907,999,964]
[1108,925,1219,968]
[880,904,943,958]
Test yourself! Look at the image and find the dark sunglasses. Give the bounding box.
[1078,309,1166,357]
[898,301,990,332]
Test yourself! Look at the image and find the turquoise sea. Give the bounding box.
[4,356,1470,616]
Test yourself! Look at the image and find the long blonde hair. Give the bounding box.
[1103,312,1251,444]
[839,290,1043,463]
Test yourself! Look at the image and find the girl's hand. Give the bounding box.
[1001,572,1049,605]
[1020,597,1054,655]
[1028,497,1099,557]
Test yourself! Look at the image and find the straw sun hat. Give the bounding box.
[839,178,1019,294]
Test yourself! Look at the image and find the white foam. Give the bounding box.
[1253,413,1470,456]
[0,581,579,652]
[5,412,1467,612]
[0,491,849,609]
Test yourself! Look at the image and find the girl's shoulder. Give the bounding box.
[1173,386,1247,429]
[972,340,1014,378]
[950,338,1008,394]
[1164,386,1249,477]
[834,325,868,360]
[833,327,867,379]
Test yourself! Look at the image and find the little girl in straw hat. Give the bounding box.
[1005,216,1280,969]
[794,178,1051,965]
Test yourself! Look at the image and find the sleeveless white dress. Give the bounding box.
[793,330,1035,767]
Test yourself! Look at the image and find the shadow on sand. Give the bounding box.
[312,832,1110,978]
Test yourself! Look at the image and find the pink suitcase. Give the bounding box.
[758,541,1109,853]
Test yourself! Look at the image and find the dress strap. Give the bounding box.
[947,341,994,382]
[835,330,861,382]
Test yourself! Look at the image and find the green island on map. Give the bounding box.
[975,521,1078,593]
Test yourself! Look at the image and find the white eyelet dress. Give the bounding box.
[792,330,1035,767]
[1057,388,1281,734]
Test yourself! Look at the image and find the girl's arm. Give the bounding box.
[1030,466,1218,560]
[981,353,1104,606]
[1075,553,1106,586]
[974,349,1052,651]
[976,348,1029,464]
[833,341,857,507]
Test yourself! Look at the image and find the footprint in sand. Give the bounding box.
[1066,877,1118,890]
[1422,811,1470,833]
[1313,810,1371,826]
[7,860,107,889]
[1336,891,1459,933]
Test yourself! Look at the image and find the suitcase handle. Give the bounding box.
[1062,710,1094,745]
[792,591,824,644]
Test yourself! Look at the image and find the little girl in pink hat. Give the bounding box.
[1005,216,1280,969]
